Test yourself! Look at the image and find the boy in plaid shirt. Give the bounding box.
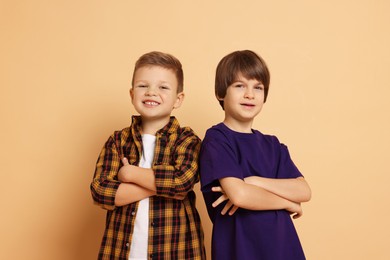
[91,51,206,260]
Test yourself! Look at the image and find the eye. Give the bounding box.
[160,85,170,90]
[254,85,264,91]
[234,83,244,88]
[136,84,147,88]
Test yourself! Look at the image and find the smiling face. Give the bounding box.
[219,74,265,132]
[130,66,184,126]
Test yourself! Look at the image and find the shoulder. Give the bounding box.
[178,126,200,139]
[166,120,201,147]
[177,126,201,146]
[203,123,232,143]
[201,124,238,156]
[104,127,131,147]
[111,126,131,140]
[252,129,281,144]
[251,130,291,154]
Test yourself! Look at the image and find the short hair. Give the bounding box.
[132,51,184,93]
[215,50,270,109]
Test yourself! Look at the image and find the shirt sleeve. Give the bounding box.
[199,134,244,222]
[153,131,201,198]
[276,143,303,179]
[199,138,243,192]
[90,135,121,210]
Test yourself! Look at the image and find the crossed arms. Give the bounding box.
[213,176,311,218]
[115,158,187,206]
[90,133,200,210]
[114,158,157,206]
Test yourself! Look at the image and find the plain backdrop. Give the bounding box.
[1,0,390,259]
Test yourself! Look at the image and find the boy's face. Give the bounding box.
[131,66,184,122]
[219,73,264,126]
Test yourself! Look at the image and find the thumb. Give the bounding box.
[121,157,130,165]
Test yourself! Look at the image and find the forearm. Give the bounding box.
[245,176,311,202]
[114,183,156,206]
[220,177,297,211]
[240,185,296,211]
[120,165,157,191]
[119,163,195,199]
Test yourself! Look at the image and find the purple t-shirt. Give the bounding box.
[200,123,306,260]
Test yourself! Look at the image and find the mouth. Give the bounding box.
[143,100,160,106]
[240,103,255,108]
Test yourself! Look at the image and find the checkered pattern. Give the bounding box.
[91,116,206,260]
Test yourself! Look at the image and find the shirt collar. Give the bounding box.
[131,115,180,136]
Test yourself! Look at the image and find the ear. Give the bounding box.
[129,88,134,102]
[173,92,185,109]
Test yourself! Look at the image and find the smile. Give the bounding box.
[143,101,160,106]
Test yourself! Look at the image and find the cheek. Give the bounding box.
[167,93,179,102]
[256,92,265,100]
[131,92,143,104]
[223,93,234,102]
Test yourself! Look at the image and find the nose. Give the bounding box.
[145,86,157,96]
[244,88,254,99]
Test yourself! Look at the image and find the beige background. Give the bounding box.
[1,0,389,259]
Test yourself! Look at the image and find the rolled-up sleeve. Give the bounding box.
[153,131,201,198]
[90,135,121,210]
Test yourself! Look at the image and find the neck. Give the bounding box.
[223,118,253,133]
[141,116,170,135]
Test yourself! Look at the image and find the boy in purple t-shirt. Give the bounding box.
[200,50,311,260]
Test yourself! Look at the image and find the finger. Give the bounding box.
[292,211,303,219]
[293,213,300,219]
[228,206,239,216]
[212,194,228,208]
[122,157,130,165]
[211,186,224,193]
[221,201,233,215]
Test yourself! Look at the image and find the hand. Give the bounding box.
[211,186,239,216]
[118,157,132,182]
[286,202,303,219]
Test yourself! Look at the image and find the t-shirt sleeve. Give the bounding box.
[199,139,243,192]
[276,143,303,179]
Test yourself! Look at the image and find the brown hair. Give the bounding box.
[215,50,270,109]
[132,51,184,93]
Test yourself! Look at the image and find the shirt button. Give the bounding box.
[126,243,129,247]
[131,211,135,216]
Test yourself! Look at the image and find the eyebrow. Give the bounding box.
[134,80,171,84]
[232,78,263,85]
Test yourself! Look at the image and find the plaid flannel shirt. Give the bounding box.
[91,116,206,260]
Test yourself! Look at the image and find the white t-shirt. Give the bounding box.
[129,134,156,260]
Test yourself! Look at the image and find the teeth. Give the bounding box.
[144,101,159,106]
